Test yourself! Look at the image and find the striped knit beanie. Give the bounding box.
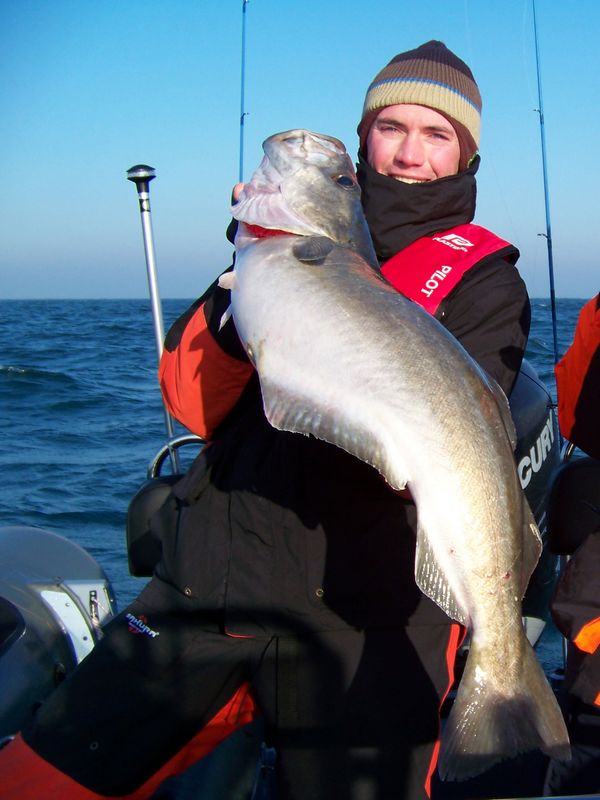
[358,41,482,170]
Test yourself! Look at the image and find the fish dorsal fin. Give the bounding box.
[292,236,334,264]
[415,520,468,626]
[521,501,543,597]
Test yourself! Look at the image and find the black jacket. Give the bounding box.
[551,528,600,716]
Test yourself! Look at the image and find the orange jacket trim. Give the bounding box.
[0,683,257,799]
[159,304,254,439]
[424,623,465,797]
[573,615,600,655]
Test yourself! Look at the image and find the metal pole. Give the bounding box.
[126,164,180,473]
[239,0,250,183]
[532,0,560,366]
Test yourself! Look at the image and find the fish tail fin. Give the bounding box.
[438,637,571,782]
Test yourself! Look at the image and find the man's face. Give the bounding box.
[366,104,461,182]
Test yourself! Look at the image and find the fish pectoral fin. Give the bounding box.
[520,501,544,596]
[217,272,236,329]
[218,305,233,331]
[415,521,468,626]
[292,236,335,264]
[217,271,236,290]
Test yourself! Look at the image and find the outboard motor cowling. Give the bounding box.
[0,526,117,740]
[509,360,561,642]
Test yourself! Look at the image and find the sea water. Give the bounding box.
[0,297,589,673]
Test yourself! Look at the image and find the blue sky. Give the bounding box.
[2,0,598,299]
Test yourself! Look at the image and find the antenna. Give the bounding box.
[532,0,560,365]
[127,164,180,473]
[239,0,250,182]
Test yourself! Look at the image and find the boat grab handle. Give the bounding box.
[147,434,204,479]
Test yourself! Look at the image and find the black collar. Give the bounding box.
[356,154,480,262]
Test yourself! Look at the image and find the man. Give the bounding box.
[0,42,530,799]
[544,292,600,795]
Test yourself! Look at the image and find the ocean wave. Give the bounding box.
[0,364,79,387]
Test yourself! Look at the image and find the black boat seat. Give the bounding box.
[126,475,180,577]
[547,455,600,555]
[126,435,203,578]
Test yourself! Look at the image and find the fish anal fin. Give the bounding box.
[520,501,543,596]
[415,521,468,626]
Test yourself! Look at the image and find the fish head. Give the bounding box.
[232,129,377,266]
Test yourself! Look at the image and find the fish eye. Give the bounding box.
[333,174,356,189]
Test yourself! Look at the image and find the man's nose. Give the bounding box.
[394,133,424,166]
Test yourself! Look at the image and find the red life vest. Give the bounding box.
[381,223,516,316]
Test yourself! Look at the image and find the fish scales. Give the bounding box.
[224,129,570,780]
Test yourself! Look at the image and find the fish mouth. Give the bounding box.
[231,128,371,257]
[231,130,346,236]
[238,222,297,240]
[231,157,325,236]
[264,129,348,169]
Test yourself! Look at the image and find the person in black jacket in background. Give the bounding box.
[544,292,600,795]
[0,41,531,800]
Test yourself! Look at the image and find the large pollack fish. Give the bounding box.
[220,129,570,780]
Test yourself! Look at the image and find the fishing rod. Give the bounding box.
[239,0,250,182]
[126,164,180,474]
[532,2,571,682]
[532,0,560,367]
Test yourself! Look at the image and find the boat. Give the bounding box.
[0,348,567,794]
[0,525,117,746]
